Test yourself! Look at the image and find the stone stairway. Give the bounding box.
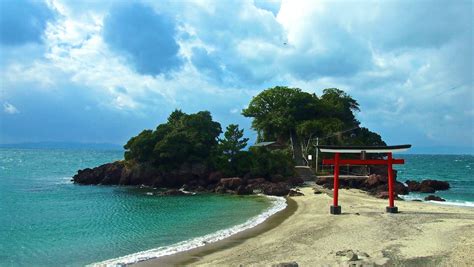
[295,166,317,181]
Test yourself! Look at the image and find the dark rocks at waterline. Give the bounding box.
[73,162,300,196]
[424,195,446,202]
[73,162,125,185]
[315,173,409,196]
[405,179,450,193]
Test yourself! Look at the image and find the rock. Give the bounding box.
[215,185,226,194]
[406,179,450,192]
[420,180,450,191]
[271,262,298,267]
[247,178,266,185]
[313,189,323,194]
[336,249,358,261]
[419,185,436,193]
[262,182,290,196]
[424,195,446,202]
[236,185,253,195]
[270,174,286,183]
[208,171,223,183]
[365,174,385,187]
[315,176,333,188]
[405,180,421,191]
[288,177,304,186]
[288,189,304,196]
[73,162,125,185]
[219,177,243,190]
[394,181,409,195]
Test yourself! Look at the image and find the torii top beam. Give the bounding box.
[317,144,411,154]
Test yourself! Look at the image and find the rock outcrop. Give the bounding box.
[315,173,408,197]
[405,179,450,193]
[73,162,297,197]
[424,195,446,202]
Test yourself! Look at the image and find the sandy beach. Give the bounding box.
[137,185,474,266]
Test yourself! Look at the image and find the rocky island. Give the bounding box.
[73,87,450,200]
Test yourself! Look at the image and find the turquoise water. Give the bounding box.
[0,149,274,266]
[396,154,474,205]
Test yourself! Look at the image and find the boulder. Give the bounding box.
[248,178,267,185]
[420,180,450,191]
[208,171,223,183]
[236,185,253,195]
[365,174,385,187]
[288,177,304,186]
[288,189,304,197]
[424,195,446,202]
[405,179,450,192]
[405,180,421,191]
[219,177,243,190]
[419,185,436,193]
[270,174,286,183]
[262,182,290,196]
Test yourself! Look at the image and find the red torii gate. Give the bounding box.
[317,145,411,214]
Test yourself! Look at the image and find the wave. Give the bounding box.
[400,195,474,208]
[91,195,287,267]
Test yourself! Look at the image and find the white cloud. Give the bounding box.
[3,102,19,114]
[0,0,472,149]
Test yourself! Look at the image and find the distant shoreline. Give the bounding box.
[0,142,123,150]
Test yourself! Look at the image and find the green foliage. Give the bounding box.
[214,124,250,176]
[248,147,295,179]
[124,109,222,169]
[218,124,249,158]
[242,86,319,141]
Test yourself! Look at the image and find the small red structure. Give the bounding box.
[318,145,411,214]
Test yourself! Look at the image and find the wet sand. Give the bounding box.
[136,186,474,266]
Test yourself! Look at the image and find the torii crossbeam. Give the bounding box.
[318,144,411,214]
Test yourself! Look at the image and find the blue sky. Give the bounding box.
[0,0,473,154]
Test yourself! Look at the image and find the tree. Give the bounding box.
[242,86,319,165]
[218,124,249,158]
[124,110,222,170]
[215,124,249,176]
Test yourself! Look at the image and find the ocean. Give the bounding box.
[396,154,474,206]
[0,148,284,266]
[0,150,472,266]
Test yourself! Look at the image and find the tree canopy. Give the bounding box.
[124,110,222,169]
[242,86,384,164]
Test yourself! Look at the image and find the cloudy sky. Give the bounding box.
[0,0,472,153]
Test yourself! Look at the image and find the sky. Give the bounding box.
[0,0,473,154]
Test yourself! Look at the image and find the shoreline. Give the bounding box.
[134,197,297,266]
[93,194,290,266]
[135,186,474,266]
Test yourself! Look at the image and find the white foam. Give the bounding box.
[400,195,474,208]
[91,195,287,267]
[426,200,474,208]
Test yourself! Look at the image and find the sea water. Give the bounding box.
[0,149,282,266]
[397,154,474,206]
